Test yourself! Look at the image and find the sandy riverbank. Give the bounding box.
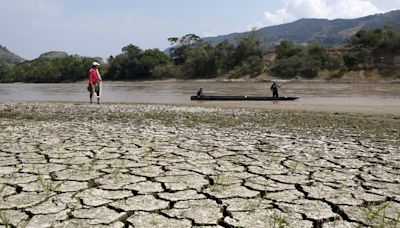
[0,102,399,227]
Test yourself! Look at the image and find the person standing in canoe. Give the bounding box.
[271,81,281,97]
[88,62,102,104]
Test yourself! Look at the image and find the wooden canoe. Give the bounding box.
[191,95,299,101]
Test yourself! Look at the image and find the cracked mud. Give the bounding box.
[0,102,399,227]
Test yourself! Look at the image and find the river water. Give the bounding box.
[0,81,399,114]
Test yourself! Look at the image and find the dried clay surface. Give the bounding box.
[0,102,399,228]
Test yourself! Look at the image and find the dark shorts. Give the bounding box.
[87,84,99,93]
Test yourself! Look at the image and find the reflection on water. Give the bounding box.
[0,81,399,113]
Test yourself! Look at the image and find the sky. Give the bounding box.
[1,0,400,60]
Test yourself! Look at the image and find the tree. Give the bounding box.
[151,64,181,79]
[271,41,337,78]
[214,40,236,73]
[0,64,12,82]
[275,40,303,59]
[270,56,303,78]
[234,32,263,65]
[168,34,202,65]
[105,44,173,80]
[351,26,400,54]
[181,43,218,78]
[136,49,171,79]
[307,44,329,67]
[348,26,400,76]
[351,29,382,49]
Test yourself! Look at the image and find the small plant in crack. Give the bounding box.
[245,197,263,212]
[0,210,10,228]
[245,200,258,212]
[89,153,99,171]
[266,155,279,164]
[150,219,160,226]
[380,210,400,228]
[289,161,302,172]
[390,212,400,228]
[111,167,122,183]
[359,202,393,227]
[19,219,29,228]
[0,184,7,197]
[77,163,86,172]
[265,143,277,152]
[34,143,42,152]
[36,169,66,194]
[232,155,241,163]
[269,211,287,228]
[87,179,99,189]
[211,173,225,192]
[75,219,85,227]
[143,146,155,157]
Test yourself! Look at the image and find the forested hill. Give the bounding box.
[38,51,69,60]
[203,10,400,47]
[0,45,25,64]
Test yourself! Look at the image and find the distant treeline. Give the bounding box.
[1,26,400,83]
[0,56,102,83]
[271,25,400,79]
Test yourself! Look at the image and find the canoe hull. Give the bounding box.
[191,96,299,101]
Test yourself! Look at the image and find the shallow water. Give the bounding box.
[0,81,399,114]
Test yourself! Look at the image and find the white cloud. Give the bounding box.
[286,0,330,18]
[264,9,296,27]
[252,0,383,28]
[329,0,382,18]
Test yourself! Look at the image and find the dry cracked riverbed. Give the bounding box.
[0,102,399,228]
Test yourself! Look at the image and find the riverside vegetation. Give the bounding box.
[0,26,400,83]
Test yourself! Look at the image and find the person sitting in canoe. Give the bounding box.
[197,88,204,97]
[271,81,281,97]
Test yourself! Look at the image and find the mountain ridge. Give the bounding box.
[0,45,25,64]
[203,10,400,47]
[38,51,69,60]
